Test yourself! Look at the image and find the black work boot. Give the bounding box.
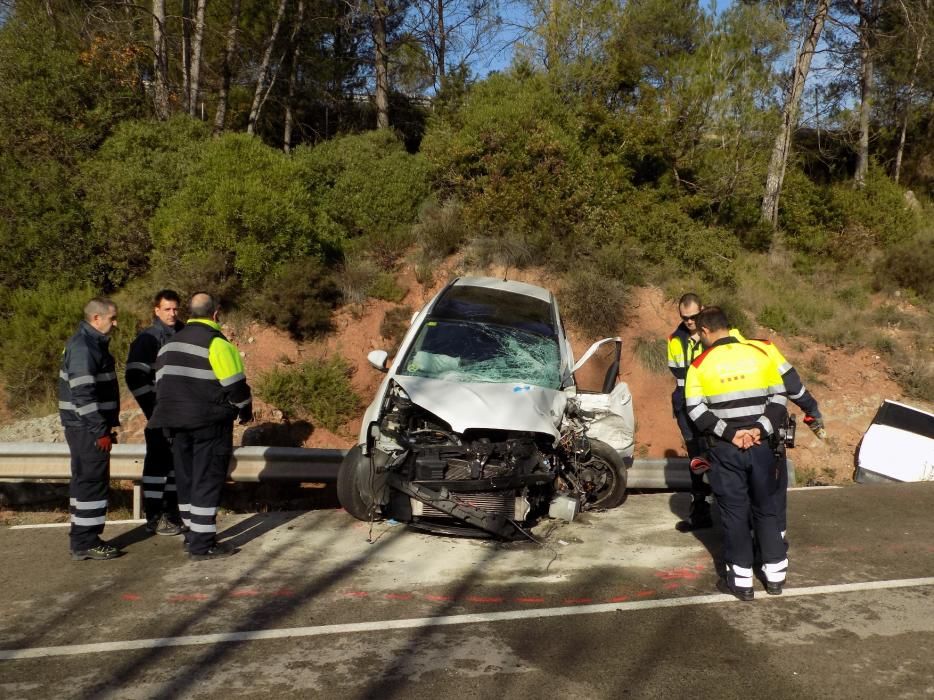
[676,497,713,532]
[717,577,754,601]
[188,541,238,561]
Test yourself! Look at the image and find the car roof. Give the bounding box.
[430,277,557,336]
[450,276,553,303]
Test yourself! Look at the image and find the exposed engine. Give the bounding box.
[363,382,624,539]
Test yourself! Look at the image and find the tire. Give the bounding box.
[578,438,628,510]
[336,445,379,521]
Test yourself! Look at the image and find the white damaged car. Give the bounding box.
[337,276,635,539]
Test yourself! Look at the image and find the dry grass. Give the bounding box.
[633,336,669,374]
[726,252,934,401]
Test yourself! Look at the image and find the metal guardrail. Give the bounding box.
[0,443,346,518]
[0,443,794,517]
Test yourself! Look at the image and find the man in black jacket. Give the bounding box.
[150,293,253,560]
[126,289,185,536]
[59,298,122,560]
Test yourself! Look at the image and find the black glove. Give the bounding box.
[238,402,254,425]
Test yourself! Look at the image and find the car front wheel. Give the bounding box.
[336,445,380,521]
[578,438,628,510]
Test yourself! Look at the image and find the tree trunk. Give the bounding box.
[372,0,390,129]
[854,0,874,188]
[189,0,208,118]
[214,0,241,134]
[247,0,289,135]
[181,0,192,114]
[437,0,446,88]
[152,0,171,120]
[761,0,830,230]
[894,0,928,183]
[283,0,306,153]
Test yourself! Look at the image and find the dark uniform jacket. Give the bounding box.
[149,319,252,431]
[125,319,183,419]
[59,321,120,438]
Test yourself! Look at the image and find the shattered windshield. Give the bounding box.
[398,320,562,389]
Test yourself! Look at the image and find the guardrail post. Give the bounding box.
[132,482,142,520]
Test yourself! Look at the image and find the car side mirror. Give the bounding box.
[367,350,389,372]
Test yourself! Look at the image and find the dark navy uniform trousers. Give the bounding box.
[170,422,233,555]
[65,427,110,551]
[707,440,785,570]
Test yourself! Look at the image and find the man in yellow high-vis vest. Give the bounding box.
[685,307,789,601]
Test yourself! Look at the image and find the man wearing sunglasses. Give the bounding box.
[667,293,712,532]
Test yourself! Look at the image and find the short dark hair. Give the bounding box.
[84,297,116,321]
[188,292,217,319]
[153,289,180,307]
[697,306,729,332]
[679,293,701,309]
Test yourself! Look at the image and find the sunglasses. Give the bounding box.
[681,313,699,322]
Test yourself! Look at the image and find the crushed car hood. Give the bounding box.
[393,375,566,439]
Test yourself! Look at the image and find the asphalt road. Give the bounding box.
[1,483,933,699]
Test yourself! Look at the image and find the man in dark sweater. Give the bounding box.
[126,289,185,535]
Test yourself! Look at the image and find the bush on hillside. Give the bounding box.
[248,257,342,339]
[379,306,413,352]
[368,272,407,302]
[874,234,934,300]
[0,282,94,410]
[414,198,467,260]
[151,133,335,285]
[711,297,755,338]
[149,250,243,311]
[255,357,360,431]
[633,336,669,374]
[80,116,210,288]
[559,268,628,336]
[779,166,919,265]
[294,129,430,244]
[421,74,628,266]
[828,168,919,249]
[612,190,741,289]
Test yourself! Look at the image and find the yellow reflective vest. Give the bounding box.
[684,336,788,443]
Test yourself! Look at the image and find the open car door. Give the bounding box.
[571,338,635,460]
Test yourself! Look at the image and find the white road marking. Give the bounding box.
[8,519,146,530]
[2,576,933,661]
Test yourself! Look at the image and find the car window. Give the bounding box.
[398,320,561,389]
[430,286,555,336]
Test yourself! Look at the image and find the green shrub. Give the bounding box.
[828,168,919,248]
[871,334,896,356]
[255,357,360,431]
[0,282,94,411]
[874,234,934,300]
[379,306,413,351]
[711,297,755,338]
[149,250,243,311]
[780,166,919,265]
[414,198,467,259]
[80,116,209,288]
[633,336,668,374]
[612,189,741,289]
[368,272,407,302]
[422,74,624,267]
[777,167,836,257]
[890,355,934,402]
[294,129,430,242]
[151,133,332,285]
[559,269,628,336]
[757,305,798,335]
[248,257,342,339]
